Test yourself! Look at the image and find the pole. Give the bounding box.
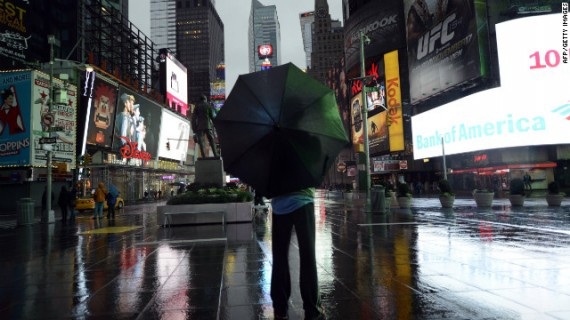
[45,35,55,223]
[441,137,447,180]
[360,31,371,208]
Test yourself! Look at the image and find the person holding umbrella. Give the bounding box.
[214,63,348,320]
[270,187,323,319]
[106,184,119,219]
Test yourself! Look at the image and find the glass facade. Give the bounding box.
[248,0,281,72]
[151,0,177,54]
[176,0,224,103]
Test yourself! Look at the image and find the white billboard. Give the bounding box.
[412,13,570,159]
[157,109,190,161]
[166,55,188,116]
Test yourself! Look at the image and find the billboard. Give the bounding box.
[404,0,481,104]
[83,72,118,148]
[368,111,389,154]
[258,44,273,58]
[0,71,31,166]
[343,0,405,72]
[0,0,31,66]
[165,54,188,116]
[350,93,364,148]
[365,81,386,112]
[113,87,162,160]
[31,72,77,168]
[157,109,190,161]
[384,50,404,152]
[412,14,570,159]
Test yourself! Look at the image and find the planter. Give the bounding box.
[397,196,412,209]
[546,194,564,207]
[157,201,253,225]
[509,194,525,207]
[439,194,455,208]
[473,192,494,207]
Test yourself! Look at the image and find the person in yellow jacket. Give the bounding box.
[93,182,107,220]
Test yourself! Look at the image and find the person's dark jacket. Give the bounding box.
[106,192,117,206]
[57,188,69,208]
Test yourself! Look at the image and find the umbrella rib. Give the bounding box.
[242,79,279,125]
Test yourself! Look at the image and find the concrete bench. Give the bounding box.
[162,211,225,228]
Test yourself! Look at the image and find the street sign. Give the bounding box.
[39,137,57,144]
[48,126,64,132]
[337,162,346,172]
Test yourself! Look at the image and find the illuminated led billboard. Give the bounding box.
[412,14,570,159]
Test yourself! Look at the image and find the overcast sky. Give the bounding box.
[129,0,343,93]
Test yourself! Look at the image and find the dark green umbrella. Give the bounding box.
[214,63,349,198]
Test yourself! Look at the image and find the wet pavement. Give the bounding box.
[0,191,569,319]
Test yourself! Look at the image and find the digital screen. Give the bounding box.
[157,109,190,161]
[412,14,570,159]
[166,55,188,116]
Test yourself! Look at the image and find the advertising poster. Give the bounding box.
[404,0,481,104]
[384,50,404,152]
[83,73,118,148]
[31,71,77,168]
[157,109,190,162]
[350,93,364,148]
[166,54,188,116]
[343,0,405,72]
[0,71,31,166]
[113,87,162,160]
[412,13,570,159]
[0,0,31,66]
[368,111,389,154]
[366,81,386,112]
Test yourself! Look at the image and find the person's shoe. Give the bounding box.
[274,314,288,320]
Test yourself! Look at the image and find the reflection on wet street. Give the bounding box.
[0,192,569,319]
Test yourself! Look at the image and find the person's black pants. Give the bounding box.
[107,203,115,218]
[59,205,68,222]
[271,204,322,318]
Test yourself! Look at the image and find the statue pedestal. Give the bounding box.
[195,158,225,186]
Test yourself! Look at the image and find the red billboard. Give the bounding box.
[258,44,273,59]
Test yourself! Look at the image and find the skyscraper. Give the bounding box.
[150,0,177,54]
[309,0,344,83]
[299,11,315,69]
[248,0,281,72]
[176,0,224,103]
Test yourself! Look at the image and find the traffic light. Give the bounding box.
[166,141,170,150]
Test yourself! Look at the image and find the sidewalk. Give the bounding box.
[0,194,569,319]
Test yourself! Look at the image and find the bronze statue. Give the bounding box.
[191,95,219,158]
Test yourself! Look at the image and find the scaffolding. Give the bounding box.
[82,0,157,92]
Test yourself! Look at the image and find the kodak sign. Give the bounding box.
[384,50,404,152]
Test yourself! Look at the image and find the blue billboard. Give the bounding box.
[0,71,32,166]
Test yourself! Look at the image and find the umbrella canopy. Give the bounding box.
[214,63,349,198]
[108,185,119,198]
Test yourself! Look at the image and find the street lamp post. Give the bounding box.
[43,35,57,224]
[359,31,372,207]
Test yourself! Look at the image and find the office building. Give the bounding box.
[176,0,224,103]
[299,11,315,69]
[248,0,281,72]
[309,0,343,83]
[151,0,177,54]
